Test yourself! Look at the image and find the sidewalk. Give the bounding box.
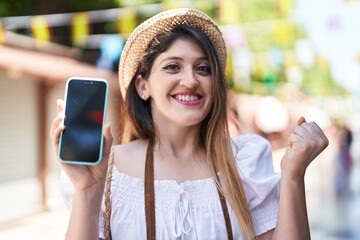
[0,206,69,240]
[0,172,69,240]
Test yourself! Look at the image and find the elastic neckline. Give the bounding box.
[112,165,215,187]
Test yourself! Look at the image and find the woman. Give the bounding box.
[51,8,328,240]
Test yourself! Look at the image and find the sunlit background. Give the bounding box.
[0,0,359,239]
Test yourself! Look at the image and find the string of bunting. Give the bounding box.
[0,0,299,47]
[0,0,249,46]
[0,3,162,46]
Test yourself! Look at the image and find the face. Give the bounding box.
[136,38,213,129]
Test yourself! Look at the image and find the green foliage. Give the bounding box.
[115,0,161,7]
[243,19,305,52]
[241,0,278,23]
[0,0,120,16]
[0,0,39,16]
[63,0,119,12]
[301,59,349,96]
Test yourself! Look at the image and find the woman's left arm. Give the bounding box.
[271,117,329,240]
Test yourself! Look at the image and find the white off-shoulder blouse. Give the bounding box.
[61,134,281,240]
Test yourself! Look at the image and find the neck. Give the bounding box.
[153,122,204,161]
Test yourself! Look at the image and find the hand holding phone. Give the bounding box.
[51,99,113,192]
[58,77,109,165]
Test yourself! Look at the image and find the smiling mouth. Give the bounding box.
[173,94,201,102]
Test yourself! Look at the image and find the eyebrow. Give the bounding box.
[160,56,182,63]
[159,56,209,65]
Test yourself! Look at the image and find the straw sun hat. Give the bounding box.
[118,8,227,97]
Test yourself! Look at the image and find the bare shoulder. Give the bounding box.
[112,139,148,179]
[112,138,148,156]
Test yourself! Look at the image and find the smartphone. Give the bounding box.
[58,77,109,165]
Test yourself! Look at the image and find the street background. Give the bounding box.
[1,0,360,239]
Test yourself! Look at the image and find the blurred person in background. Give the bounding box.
[228,91,243,137]
[253,96,290,151]
[51,8,328,240]
[333,122,353,197]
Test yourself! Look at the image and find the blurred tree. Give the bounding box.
[301,58,349,96]
[0,0,119,16]
[241,0,278,23]
[116,0,161,7]
[0,0,39,16]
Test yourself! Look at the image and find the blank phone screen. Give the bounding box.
[59,79,107,163]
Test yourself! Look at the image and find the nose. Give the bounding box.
[179,68,199,88]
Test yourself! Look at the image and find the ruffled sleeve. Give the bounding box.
[232,134,280,235]
[60,170,74,211]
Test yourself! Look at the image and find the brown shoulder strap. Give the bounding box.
[144,138,156,240]
[104,147,115,240]
[218,188,234,240]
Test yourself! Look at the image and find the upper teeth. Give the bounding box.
[175,95,199,101]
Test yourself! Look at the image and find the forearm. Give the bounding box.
[270,117,328,240]
[272,174,310,240]
[65,184,104,240]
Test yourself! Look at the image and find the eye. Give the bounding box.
[196,65,211,75]
[162,64,180,72]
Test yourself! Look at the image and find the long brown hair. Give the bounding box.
[120,25,255,239]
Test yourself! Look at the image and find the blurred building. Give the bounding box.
[0,31,120,222]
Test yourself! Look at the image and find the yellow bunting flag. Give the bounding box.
[72,12,90,46]
[345,0,358,3]
[0,21,5,44]
[277,0,294,16]
[271,19,294,49]
[30,16,51,45]
[218,0,241,25]
[357,53,360,63]
[117,10,137,34]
